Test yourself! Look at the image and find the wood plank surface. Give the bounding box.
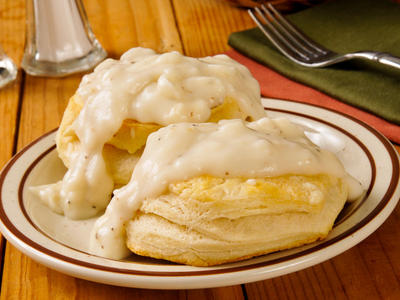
[0,0,25,268]
[173,0,254,57]
[0,0,399,299]
[0,0,243,299]
[172,1,400,299]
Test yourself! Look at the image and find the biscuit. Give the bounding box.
[126,174,347,266]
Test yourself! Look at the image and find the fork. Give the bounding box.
[248,4,400,69]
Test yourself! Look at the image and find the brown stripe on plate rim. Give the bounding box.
[0,105,398,277]
[18,107,374,255]
[17,144,132,257]
[266,107,376,225]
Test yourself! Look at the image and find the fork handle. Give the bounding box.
[375,53,400,70]
[352,52,400,70]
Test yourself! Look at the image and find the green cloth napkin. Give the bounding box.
[228,0,400,124]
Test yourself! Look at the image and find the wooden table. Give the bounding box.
[1,0,400,299]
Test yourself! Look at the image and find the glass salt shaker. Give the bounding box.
[22,0,107,77]
[0,46,17,88]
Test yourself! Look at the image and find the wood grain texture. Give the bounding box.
[0,77,21,168]
[1,0,400,299]
[0,1,243,299]
[244,189,400,300]
[172,0,254,57]
[0,0,24,65]
[0,0,25,268]
[169,4,400,299]
[84,0,182,58]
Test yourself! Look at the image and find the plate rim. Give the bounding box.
[1,99,399,288]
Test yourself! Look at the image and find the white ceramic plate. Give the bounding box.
[1,98,399,289]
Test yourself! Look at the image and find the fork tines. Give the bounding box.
[248,3,330,63]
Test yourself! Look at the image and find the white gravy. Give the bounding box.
[32,48,265,219]
[31,48,363,260]
[90,118,363,259]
